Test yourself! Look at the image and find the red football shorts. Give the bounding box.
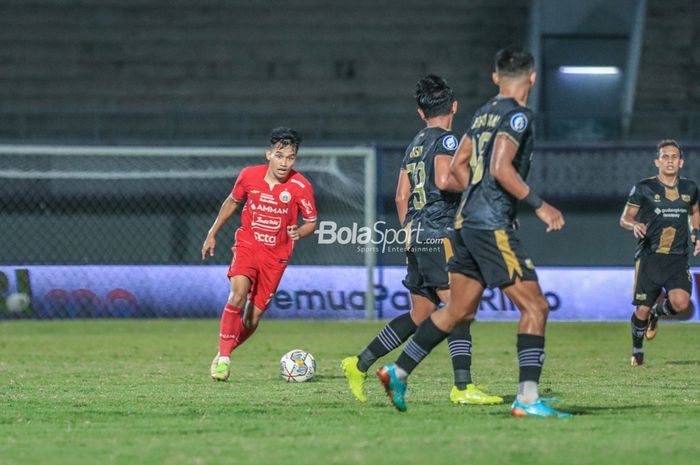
[227,244,287,311]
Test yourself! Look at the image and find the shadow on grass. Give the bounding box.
[666,360,700,366]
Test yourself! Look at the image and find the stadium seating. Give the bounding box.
[0,0,529,144]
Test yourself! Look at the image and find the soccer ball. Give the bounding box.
[279,349,316,382]
[6,293,31,313]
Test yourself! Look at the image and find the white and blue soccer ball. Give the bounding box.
[280,349,316,382]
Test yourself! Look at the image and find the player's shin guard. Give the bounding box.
[395,316,449,376]
[219,304,243,357]
[357,312,418,372]
[517,334,545,405]
[447,321,473,389]
[631,313,647,349]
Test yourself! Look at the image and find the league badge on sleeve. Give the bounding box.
[442,135,458,151]
[510,113,528,133]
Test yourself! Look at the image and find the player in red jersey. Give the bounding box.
[202,127,317,381]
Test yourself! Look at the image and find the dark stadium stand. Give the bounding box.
[630,0,700,139]
[0,0,529,144]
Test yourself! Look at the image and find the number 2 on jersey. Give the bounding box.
[406,161,427,209]
[470,131,492,185]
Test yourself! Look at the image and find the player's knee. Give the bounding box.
[409,307,433,325]
[447,304,476,323]
[635,305,651,319]
[527,296,549,318]
[227,290,246,308]
[669,294,690,312]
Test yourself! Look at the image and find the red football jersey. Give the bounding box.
[231,164,317,260]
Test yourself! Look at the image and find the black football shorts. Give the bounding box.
[632,253,692,307]
[447,226,537,289]
[402,238,453,305]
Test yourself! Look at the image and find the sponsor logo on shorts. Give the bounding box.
[252,213,282,232]
[279,191,291,203]
[254,231,277,245]
[636,293,647,301]
[510,113,528,133]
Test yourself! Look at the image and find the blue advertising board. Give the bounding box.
[1,265,698,321]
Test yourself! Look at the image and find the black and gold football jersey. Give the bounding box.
[455,96,535,231]
[627,176,700,258]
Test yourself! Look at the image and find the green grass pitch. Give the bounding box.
[1,320,699,465]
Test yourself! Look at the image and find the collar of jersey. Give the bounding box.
[655,176,679,189]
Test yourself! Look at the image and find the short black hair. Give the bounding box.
[414,74,455,118]
[269,127,301,152]
[657,139,683,158]
[495,46,534,78]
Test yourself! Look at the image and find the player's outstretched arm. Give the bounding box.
[490,134,564,232]
[201,196,240,259]
[395,169,411,226]
[619,204,646,238]
[287,220,317,241]
[448,134,472,190]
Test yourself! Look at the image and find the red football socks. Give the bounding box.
[219,304,242,357]
[239,321,258,345]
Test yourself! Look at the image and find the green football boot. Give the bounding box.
[341,356,368,402]
[210,352,230,381]
[450,384,504,405]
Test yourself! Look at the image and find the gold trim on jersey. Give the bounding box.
[405,221,412,250]
[656,227,676,254]
[664,187,679,201]
[443,238,454,263]
[496,131,521,149]
[454,197,468,230]
[494,230,523,279]
[626,202,640,208]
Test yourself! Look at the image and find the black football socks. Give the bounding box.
[631,313,647,349]
[357,312,418,372]
[517,334,545,404]
[396,316,449,376]
[447,321,473,389]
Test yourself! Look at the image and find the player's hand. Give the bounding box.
[535,202,565,232]
[287,225,300,240]
[694,238,700,256]
[632,222,647,239]
[201,236,216,260]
